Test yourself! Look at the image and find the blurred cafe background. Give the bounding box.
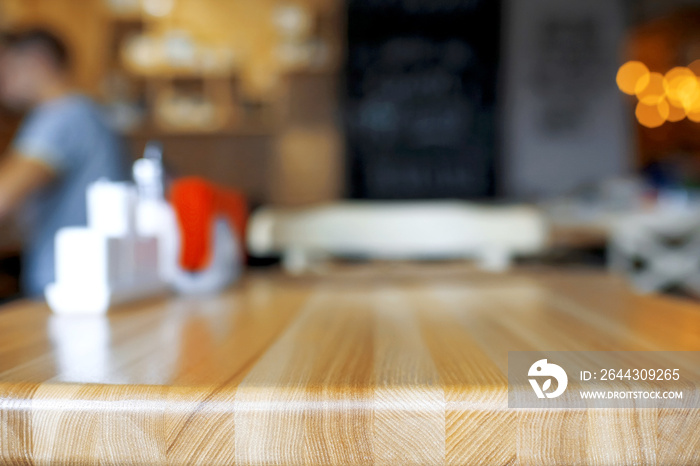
[1,0,700,300]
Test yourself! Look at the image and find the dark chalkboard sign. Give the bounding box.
[345,0,501,200]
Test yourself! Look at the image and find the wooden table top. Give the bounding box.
[1,265,700,465]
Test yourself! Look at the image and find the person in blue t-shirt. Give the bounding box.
[0,29,129,297]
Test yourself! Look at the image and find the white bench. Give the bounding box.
[247,202,548,274]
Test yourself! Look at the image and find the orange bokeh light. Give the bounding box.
[663,67,696,106]
[681,78,700,113]
[636,99,669,128]
[618,60,700,127]
[616,61,650,96]
[665,98,687,122]
[617,60,700,128]
[688,108,700,123]
[636,72,666,105]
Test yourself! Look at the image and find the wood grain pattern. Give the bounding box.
[1,266,700,465]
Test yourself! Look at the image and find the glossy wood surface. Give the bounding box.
[1,265,700,465]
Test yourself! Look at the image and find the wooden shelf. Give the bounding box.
[126,124,275,139]
[108,13,145,23]
[126,69,239,81]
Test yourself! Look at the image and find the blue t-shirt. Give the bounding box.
[13,94,129,297]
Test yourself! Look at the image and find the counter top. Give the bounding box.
[1,265,700,464]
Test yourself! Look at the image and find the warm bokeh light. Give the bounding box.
[635,99,669,128]
[636,72,666,105]
[682,78,700,113]
[616,61,650,95]
[663,67,696,106]
[618,61,700,127]
[688,108,700,123]
[665,98,687,122]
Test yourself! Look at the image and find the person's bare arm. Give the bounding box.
[0,152,56,220]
